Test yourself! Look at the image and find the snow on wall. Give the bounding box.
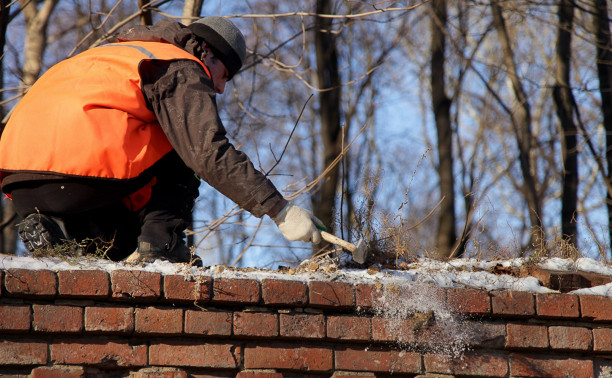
[0,254,611,377]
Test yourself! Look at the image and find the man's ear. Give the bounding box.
[197,41,208,61]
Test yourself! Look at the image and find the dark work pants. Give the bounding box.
[6,152,200,260]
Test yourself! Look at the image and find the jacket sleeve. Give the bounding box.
[138,58,284,218]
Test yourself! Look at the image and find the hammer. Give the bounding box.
[320,231,367,264]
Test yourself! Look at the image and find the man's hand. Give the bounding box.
[272,202,324,244]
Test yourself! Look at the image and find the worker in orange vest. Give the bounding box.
[0,17,323,264]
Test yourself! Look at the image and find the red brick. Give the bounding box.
[31,366,86,378]
[280,313,325,339]
[447,288,491,315]
[150,341,240,368]
[58,270,109,298]
[234,312,278,337]
[309,281,354,308]
[464,321,506,349]
[262,279,307,305]
[327,315,370,341]
[236,373,283,378]
[33,304,83,333]
[548,326,592,351]
[0,339,48,365]
[335,347,421,373]
[4,268,56,297]
[51,339,147,367]
[424,352,508,376]
[113,271,160,300]
[536,293,579,318]
[415,318,467,350]
[85,306,134,333]
[0,304,30,332]
[244,343,332,372]
[581,295,612,322]
[111,270,161,300]
[185,310,232,336]
[164,274,212,303]
[506,323,549,349]
[355,283,383,309]
[135,307,183,335]
[371,317,415,344]
[593,328,612,352]
[212,278,260,304]
[491,290,534,317]
[133,367,188,378]
[510,354,593,378]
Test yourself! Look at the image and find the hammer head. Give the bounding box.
[352,238,367,264]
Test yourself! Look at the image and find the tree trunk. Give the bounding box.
[491,0,542,251]
[19,0,58,89]
[430,0,457,258]
[591,0,612,260]
[0,0,14,254]
[552,0,578,248]
[314,0,342,235]
[0,1,9,106]
[4,0,59,255]
[181,0,204,26]
[181,0,205,248]
[138,0,152,26]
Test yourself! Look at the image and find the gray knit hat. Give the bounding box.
[187,16,246,80]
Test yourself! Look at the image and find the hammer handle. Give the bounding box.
[320,231,356,252]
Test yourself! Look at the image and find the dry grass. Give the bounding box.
[27,237,116,266]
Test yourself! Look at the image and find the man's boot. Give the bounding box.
[17,213,69,252]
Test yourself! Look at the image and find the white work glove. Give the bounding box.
[272,202,324,244]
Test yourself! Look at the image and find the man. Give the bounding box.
[0,16,322,263]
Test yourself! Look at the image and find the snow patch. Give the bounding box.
[0,254,611,296]
[370,282,472,357]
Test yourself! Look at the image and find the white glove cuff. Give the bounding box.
[273,202,322,244]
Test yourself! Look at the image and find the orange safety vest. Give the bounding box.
[0,41,210,181]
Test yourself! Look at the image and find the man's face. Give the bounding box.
[202,46,229,94]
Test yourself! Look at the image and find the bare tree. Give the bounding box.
[430,0,458,258]
[181,0,205,249]
[490,0,542,251]
[314,0,342,235]
[0,0,59,255]
[591,0,612,259]
[340,7,408,243]
[181,0,204,25]
[137,1,151,25]
[19,0,59,89]
[0,2,9,104]
[553,0,579,248]
[0,0,15,254]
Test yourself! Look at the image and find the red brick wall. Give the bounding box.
[0,267,611,377]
